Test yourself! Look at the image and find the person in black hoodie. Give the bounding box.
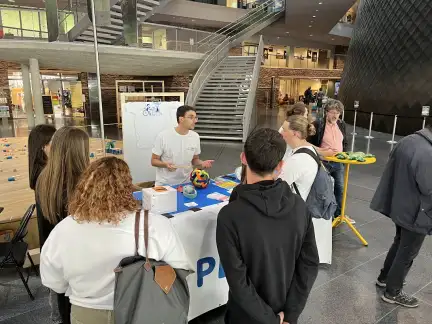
[216,128,319,324]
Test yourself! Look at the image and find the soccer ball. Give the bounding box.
[190,169,210,189]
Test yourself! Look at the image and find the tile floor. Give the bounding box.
[1,109,431,324]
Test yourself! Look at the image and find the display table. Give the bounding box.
[135,177,332,320]
[324,156,377,246]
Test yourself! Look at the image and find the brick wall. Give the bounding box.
[228,47,243,56]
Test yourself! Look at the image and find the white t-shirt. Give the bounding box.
[279,145,318,200]
[40,211,193,310]
[152,128,201,185]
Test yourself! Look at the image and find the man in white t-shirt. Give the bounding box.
[151,105,214,185]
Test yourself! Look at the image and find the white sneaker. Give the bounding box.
[345,216,356,225]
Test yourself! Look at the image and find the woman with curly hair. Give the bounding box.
[40,157,192,324]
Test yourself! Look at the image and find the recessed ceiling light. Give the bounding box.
[310,34,313,37]
[8,0,15,2]
[311,20,314,23]
[309,25,312,28]
[191,19,195,22]
[312,15,316,18]
[319,2,323,4]
[277,36,280,39]
[285,31,290,34]
[331,38,335,40]
[316,9,319,12]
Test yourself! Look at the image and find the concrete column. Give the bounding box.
[328,50,334,70]
[287,46,295,68]
[29,58,45,125]
[21,64,35,128]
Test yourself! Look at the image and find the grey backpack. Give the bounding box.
[114,210,191,324]
[292,148,337,220]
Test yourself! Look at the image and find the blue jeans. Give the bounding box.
[323,161,344,217]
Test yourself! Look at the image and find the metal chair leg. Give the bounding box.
[16,266,34,300]
[27,253,39,277]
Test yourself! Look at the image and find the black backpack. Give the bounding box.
[292,148,337,220]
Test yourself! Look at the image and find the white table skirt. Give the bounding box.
[170,203,332,320]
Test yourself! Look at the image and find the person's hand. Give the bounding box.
[165,162,177,172]
[278,312,284,324]
[320,148,338,157]
[201,160,214,169]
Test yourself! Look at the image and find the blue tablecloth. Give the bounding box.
[133,175,239,215]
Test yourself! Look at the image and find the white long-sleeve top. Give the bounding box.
[40,210,193,310]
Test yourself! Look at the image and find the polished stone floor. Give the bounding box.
[1,110,431,324]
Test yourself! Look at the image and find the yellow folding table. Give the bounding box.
[324,156,377,246]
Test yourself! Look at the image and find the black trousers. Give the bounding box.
[58,293,71,324]
[379,224,426,296]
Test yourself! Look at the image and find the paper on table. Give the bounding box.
[207,192,229,202]
[184,202,198,207]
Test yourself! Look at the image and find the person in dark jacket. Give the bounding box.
[309,99,349,221]
[370,125,432,308]
[217,128,319,324]
[35,126,90,324]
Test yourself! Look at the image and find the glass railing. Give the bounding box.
[0,26,48,40]
[138,22,222,53]
[58,0,88,33]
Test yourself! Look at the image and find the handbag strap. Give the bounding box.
[134,210,152,271]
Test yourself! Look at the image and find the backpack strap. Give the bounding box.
[294,147,321,168]
[134,210,140,256]
[143,209,151,271]
[292,182,301,196]
[134,210,152,271]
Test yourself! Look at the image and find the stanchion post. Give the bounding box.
[421,106,430,129]
[342,109,345,121]
[386,115,398,145]
[365,112,374,139]
[351,101,359,135]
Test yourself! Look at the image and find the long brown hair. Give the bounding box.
[36,126,89,224]
[69,157,138,224]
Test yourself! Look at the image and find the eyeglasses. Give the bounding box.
[185,116,198,121]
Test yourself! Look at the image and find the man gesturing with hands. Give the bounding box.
[151,105,214,185]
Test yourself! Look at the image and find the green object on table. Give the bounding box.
[365,154,375,158]
[335,151,373,162]
[336,153,347,160]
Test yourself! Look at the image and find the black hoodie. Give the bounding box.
[216,179,319,324]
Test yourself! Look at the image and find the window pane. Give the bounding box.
[40,11,48,32]
[21,10,40,37]
[1,9,21,28]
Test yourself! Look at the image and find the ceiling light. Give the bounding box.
[311,20,314,23]
[331,38,335,40]
[316,9,319,12]
[8,0,15,2]
[312,15,316,18]
[309,25,312,28]
[277,37,280,39]
[191,19,195,22]
[285,31,290,34]
[319,2,323,4]
[309,34,313,37]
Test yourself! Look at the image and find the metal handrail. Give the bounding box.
[196,0,278,50]
[186,0,284,106]
[243,35,264,140]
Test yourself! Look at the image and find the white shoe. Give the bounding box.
[345,216,356,224]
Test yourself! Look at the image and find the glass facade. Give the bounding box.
[0,6,75,39]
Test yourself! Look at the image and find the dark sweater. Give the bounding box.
[216,179,319,324]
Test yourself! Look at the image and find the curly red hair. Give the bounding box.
[69,157,138,224]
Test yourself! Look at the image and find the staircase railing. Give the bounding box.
[243,35,264,141]
[185,0,284,106]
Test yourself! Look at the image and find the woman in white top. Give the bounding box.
[40,157,193,324]
[279,115,319,200]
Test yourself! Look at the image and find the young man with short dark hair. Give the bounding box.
[151,105,214,185]
[371,123,432,308]
[217,128,319,324]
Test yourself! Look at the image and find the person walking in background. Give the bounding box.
[309,99,350,222]
[151,105,214,185]
[371,124,432,308]
[36,126,90,324]
[217,128,319,324]
[316,87,325,117]
[28,124,58,323]
[304,87,313,105]
[40,157,192,324]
